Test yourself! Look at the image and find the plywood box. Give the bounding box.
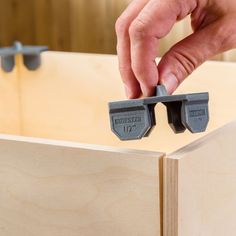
[0,52,236,236]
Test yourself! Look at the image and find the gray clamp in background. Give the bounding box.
[0,42,48,72]
[109,85,209,141]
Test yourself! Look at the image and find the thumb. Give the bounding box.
[158,17,235,94]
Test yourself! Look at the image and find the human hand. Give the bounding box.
[116,0,236,98]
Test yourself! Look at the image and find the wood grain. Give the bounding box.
[0,134,163,236]
[164,120,236,236]
[0,0,128,54]
[0,0,236,59]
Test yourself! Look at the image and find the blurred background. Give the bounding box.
[0,0,236,61]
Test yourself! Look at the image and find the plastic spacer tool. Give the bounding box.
[108,85,209,141]
[0,41,48,72]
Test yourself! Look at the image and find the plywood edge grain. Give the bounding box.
[168,119,236,159]
[0,133,164,158]
[42,50,118,59]
[163,157,178,236]
[41,51,236,67]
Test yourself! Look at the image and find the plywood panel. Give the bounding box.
[164,120,236,236]
[0,134,163,236]
[222,49,236,61]
[0,57,21,134]
[17,52,236,153]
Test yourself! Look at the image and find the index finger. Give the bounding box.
[116,0,150,98]
[129,0,179,96]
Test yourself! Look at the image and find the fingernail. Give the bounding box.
[161,73,178,94]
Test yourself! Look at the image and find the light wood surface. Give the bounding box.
[0,134,163,236]
[164,120,236,236]
[15,52,236,153]
[0,57,21,134]
[0,51,235,235]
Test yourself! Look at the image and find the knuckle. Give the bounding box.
[131,61,145,77]
[118,64,134,81]
[217,16,236,49]
[129,18,148,39]
[119,64,132,73]
[115,16,129,36]
[169,48,198,78]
